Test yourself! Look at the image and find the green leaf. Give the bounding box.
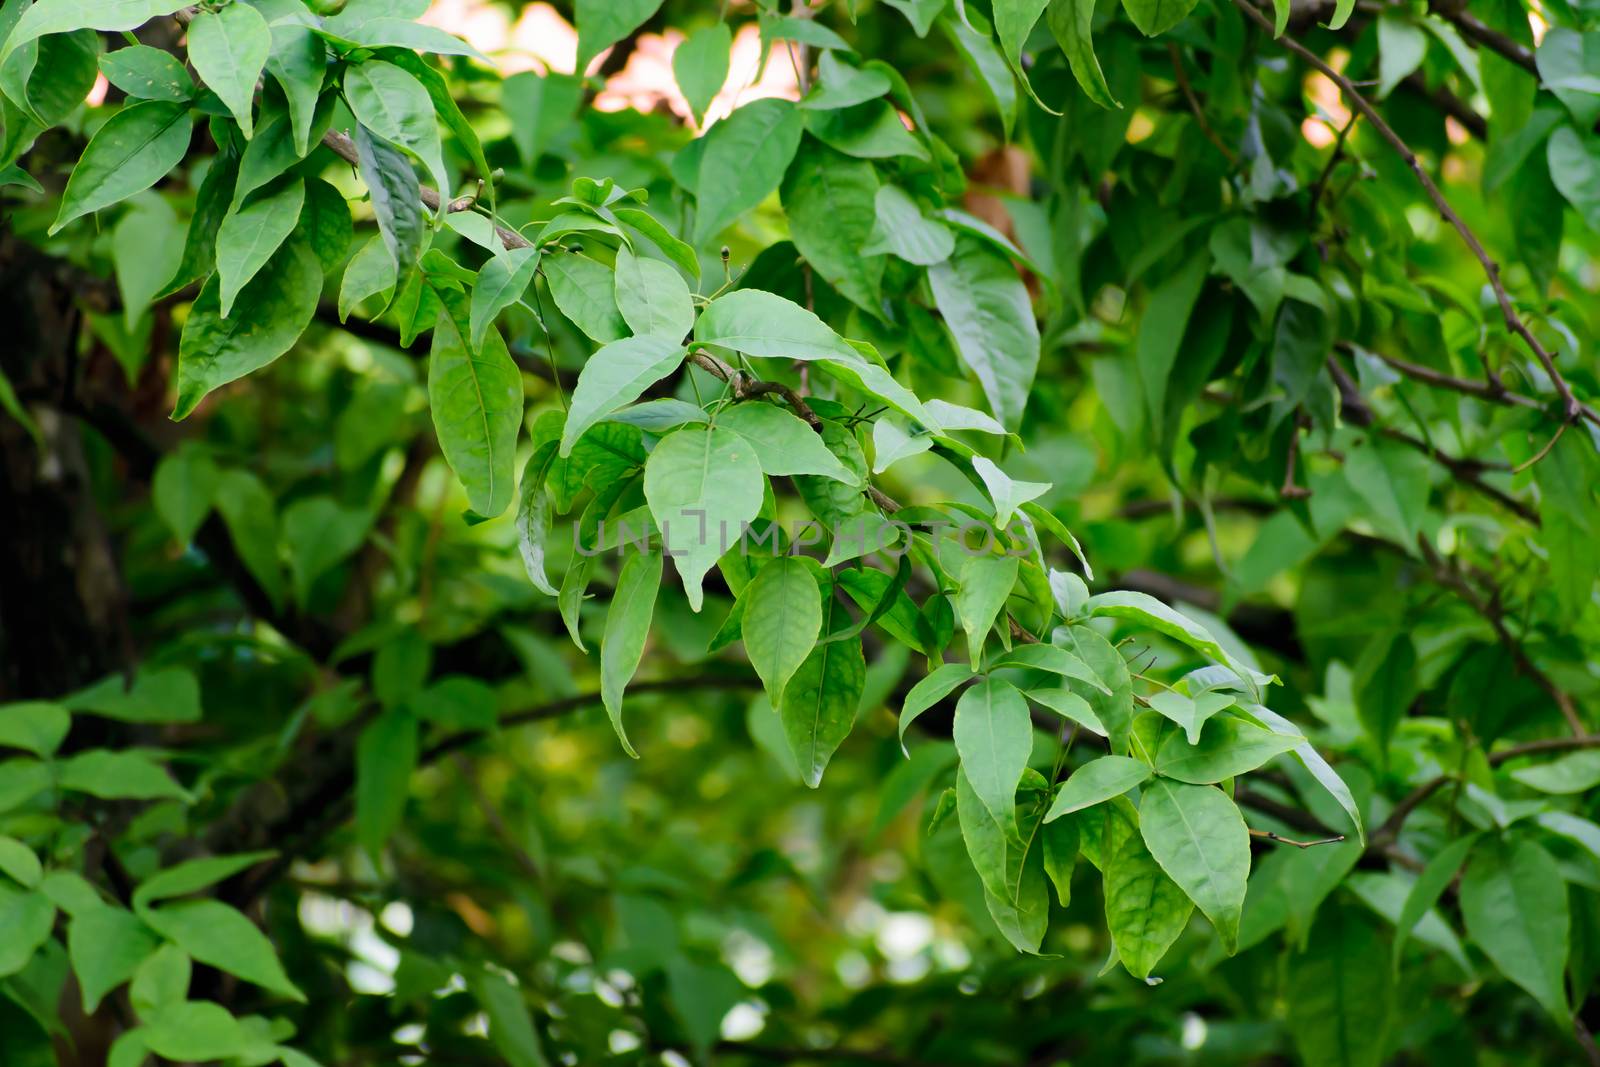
[1120,0,1200,37]
[322,15,488,61]
[173,239,322,419]
[355,709,418,863]
[469,970,551,1067]
[68,907,159,1013]
[0,887,54,977]
[1459,838,1570,1021]
[133,853,274,910]
[600,548,663,757]
[952,675,1032,832]
[99,45,192,102]
[282,496,370,606]
[470,246,540,351]
[141,1000,246,1062]
[693,98,804,244]
[1509,749,1600,794]
[799,50,892,111]
[1099,799,1193,977]
[644,425,765,611]
[1135,252,1208,440]
[994,0,1056,113]
[428,287,524,519]
[0,702,70,757]
[1549,123,1600,233]
[187,2,269,137]
[152,444,220,544]
[113,195,184,331]
[502,70,582,166]
[614,247,693,340]
[1376,14,1427,99]
[860,184,953,265]
[1145,714,1302,784]
[1288,905,1393,1067]
[1393,833,1479,968]
[944,15,1016,136]
[673,22,731,124]
[544,253,628,343]
[804,99,928,160]
[516,442,561,597]
[1146,689,1235,746]
[63,667,200,724]
[1245,704,1365,843]
[742,556,823,706]
[575,0,664,74]
[345,59,449,197]
[990,644,1109,691]
[956,767,1050,953]
[611,205,700,280]
[51,100,193,234]
[928,236,1039,429]
[717,403,857,483]
[1345,437,1430,549]
[355,123,427,274]
[778,620,866,787]
[695,289,859,362]
[1353,632,1417,755]
[899,663,974,752]
[955,554,1018,665]
[1083,590,1255,679]
[971,457,1048,529]
[217,178,304,318]
[129,943,189,1019]
[561,335,685,457]
[0,837,39,888]
[1537,29,1600,131]
[1138,778,1248,953]
[3,0,188,60]
[58,750,190,802]
[780,137,884,315]
[340,235,399,321]
[1046,0,1118,108]
[1044,756,1151,821]
[266,22,325,156]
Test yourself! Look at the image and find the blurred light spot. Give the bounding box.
[1125,110,1155,143]
[381,901,415,937]
[724,929,776,987]
[86,73,108,107]
[875,913,934,961]
[348,962,395,995]
[835,950,871,988]
[1530,10,1547,44]
[464,1012,490,1038]
[1181,1013,1208,1050]
[887,956,930,983]
[721,1001,767,1041]
[609,1030,643,1054]
[393,1024,426,1045]
[662,1051,694,1067]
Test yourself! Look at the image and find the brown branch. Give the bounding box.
[687,349,823,428]
[1418,536,1585,736]
[1328,357,1540,525]
[1249,828,1346,848]
[1237,0,1585,424]
[1350,344,1600,427]
[1168,43,1236,164]
[1427,0,1536,75]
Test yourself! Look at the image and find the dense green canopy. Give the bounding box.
[3,0,1600,1065]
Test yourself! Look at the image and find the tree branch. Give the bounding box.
[1238,0,1585,424]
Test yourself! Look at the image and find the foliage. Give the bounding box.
[3,0,1600,1064]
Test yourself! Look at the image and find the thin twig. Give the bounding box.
[1352,344,1600,427]
[1249,828,1346,848]
[1512,419,1568,474]
[1236,0,1585,424]
[1168,42,1236,164]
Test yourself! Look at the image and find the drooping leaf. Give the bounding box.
[693,98,804,244]
[928,236,1040,429]
[1044,756,1152,821]
[1459,838,1571,1021]
[187,2,270,138]
[643,425,766,611]
[600,548,663,757]
[742,556,823,706]
[561,336,685,457]
[51,100,193,234]
[952,675,1033,833]
[428,287,524,519]
[1138,778,1249,953]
